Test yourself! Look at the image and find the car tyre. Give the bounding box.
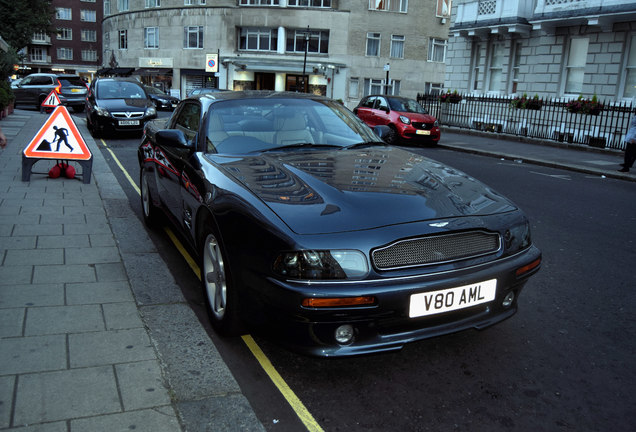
[88,117,100,138]
[200,225,242,336]
[140,169,159,228]
[384,126,399,145]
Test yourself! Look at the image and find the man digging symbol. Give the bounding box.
[53,126,73,152]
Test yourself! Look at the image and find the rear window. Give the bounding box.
[58,76,86,87]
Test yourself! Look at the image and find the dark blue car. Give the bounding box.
[138,91,541,357]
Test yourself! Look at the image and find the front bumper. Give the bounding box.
[248,245,541,357]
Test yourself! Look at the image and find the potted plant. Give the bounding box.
[439,90,462,104]
[511,93,543,110]
[566,94,603,115]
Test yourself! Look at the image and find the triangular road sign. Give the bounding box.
[24,106,92,161]
[41,90,62,108]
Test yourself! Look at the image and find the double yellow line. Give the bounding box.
[100,140,324,432]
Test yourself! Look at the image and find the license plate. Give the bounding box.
[119,120,139,126]
[416,130,431,135]
[409,279,497,318]
[71,88,84,93]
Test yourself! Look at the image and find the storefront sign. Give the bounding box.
[139,57,174,68]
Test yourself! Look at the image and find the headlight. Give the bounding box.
[146,106,157,116]
[399,115,411,125]
[504,221,531,254]
[95,107,110,117]
[273,250,369,280]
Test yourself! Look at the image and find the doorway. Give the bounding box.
[255,72,275,90]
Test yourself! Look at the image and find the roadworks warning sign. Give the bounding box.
[23,106,92,161]
[41,90,62,108]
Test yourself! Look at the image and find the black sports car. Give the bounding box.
[144,85,180,110]
[138,91,541,357]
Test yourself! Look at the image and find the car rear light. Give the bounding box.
[515,257,541,277]
[55,80,62,94]
[301,296,376,308]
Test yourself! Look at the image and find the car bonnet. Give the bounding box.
[215,146,517,235]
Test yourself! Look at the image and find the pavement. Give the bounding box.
[0,110,633,432]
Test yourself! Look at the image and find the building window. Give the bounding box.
[81,0,96,2]
[185,26,204,49]
[390,35,404,59]
[104,0,111,15]
[510,42,522,94]
[621,34,636,99]
[363,78,384,96]
[80,10,97,22]
[239,0,279,5]
[57,28,72,41]
[81,30,97,42]
[145,27,159,49]
[82,50,98,62]
[366,32,381,57]
[56,8,72,20]
[58,47,73,60]
[428,38,446,63]
[349,77,359,98]
[286,29,329,54]
[487,42,505,93]
[564,37,589,95]
[288,0,332,6]
[33,31,48,42]
[30,47,46,62]
[470,42,486,92]
[425,82,444,94]
[185,0,206,4]
[239,27,278,51]
[119,30,127,49]
[118,0,129,11]
[436,0,451,17]
[145,0,161,7]
[368,0,407,12]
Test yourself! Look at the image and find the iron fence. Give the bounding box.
[416,93,635,151]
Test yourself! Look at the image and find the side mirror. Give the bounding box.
[382,106,390,113]
[156,129,193,150]
[373,125,392,141]
[353,107,358,115]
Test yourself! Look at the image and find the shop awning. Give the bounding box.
[96,67,136,76]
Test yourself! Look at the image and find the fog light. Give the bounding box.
[502,291,515,308]
[335,325,355,345]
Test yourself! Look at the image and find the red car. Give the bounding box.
[354,95,441,145]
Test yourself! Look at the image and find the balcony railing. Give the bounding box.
[417,92,634,151]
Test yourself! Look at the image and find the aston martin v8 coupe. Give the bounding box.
[138,90,541,357]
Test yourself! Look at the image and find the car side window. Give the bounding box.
[364,97,376,108]
[376,97,389,111]
[174,102,201,142]
[21,76,33,85]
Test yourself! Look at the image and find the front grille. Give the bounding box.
[112,111,145,119]
[412,122,434,130]
[372,231,501,270]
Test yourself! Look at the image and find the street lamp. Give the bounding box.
[301,26,310,93]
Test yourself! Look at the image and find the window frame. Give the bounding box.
[57,47,73,61]
[144,27,160,49]
[427,38,447,63]
[286,29,329,54]
[184,26,204,49]
[56,7,72,20]
[368,0,408,13]
[119,30,128,50]
[390,34,405,59]
[563,37,589,96]
[366,32,381,57]
[239,27,278,52]
[620,33,636,100]
[57,28,72,41]
[80,9,97,22]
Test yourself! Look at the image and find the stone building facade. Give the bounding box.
[101,0,451,106]
[445,0,636,102]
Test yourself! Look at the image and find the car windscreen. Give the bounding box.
[388,98,428,114]
[97,81,146,99]
[205,98,381,155]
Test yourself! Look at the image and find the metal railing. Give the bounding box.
[416,93,635,151]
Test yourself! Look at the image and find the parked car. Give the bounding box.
[354,95,441,145]
[86,77,157,137]
[138,90,541,357]
[187,88,227,96]
[13,73,87,112]
[144,85,179,110]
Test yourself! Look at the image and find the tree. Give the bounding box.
[0,0,52,51]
